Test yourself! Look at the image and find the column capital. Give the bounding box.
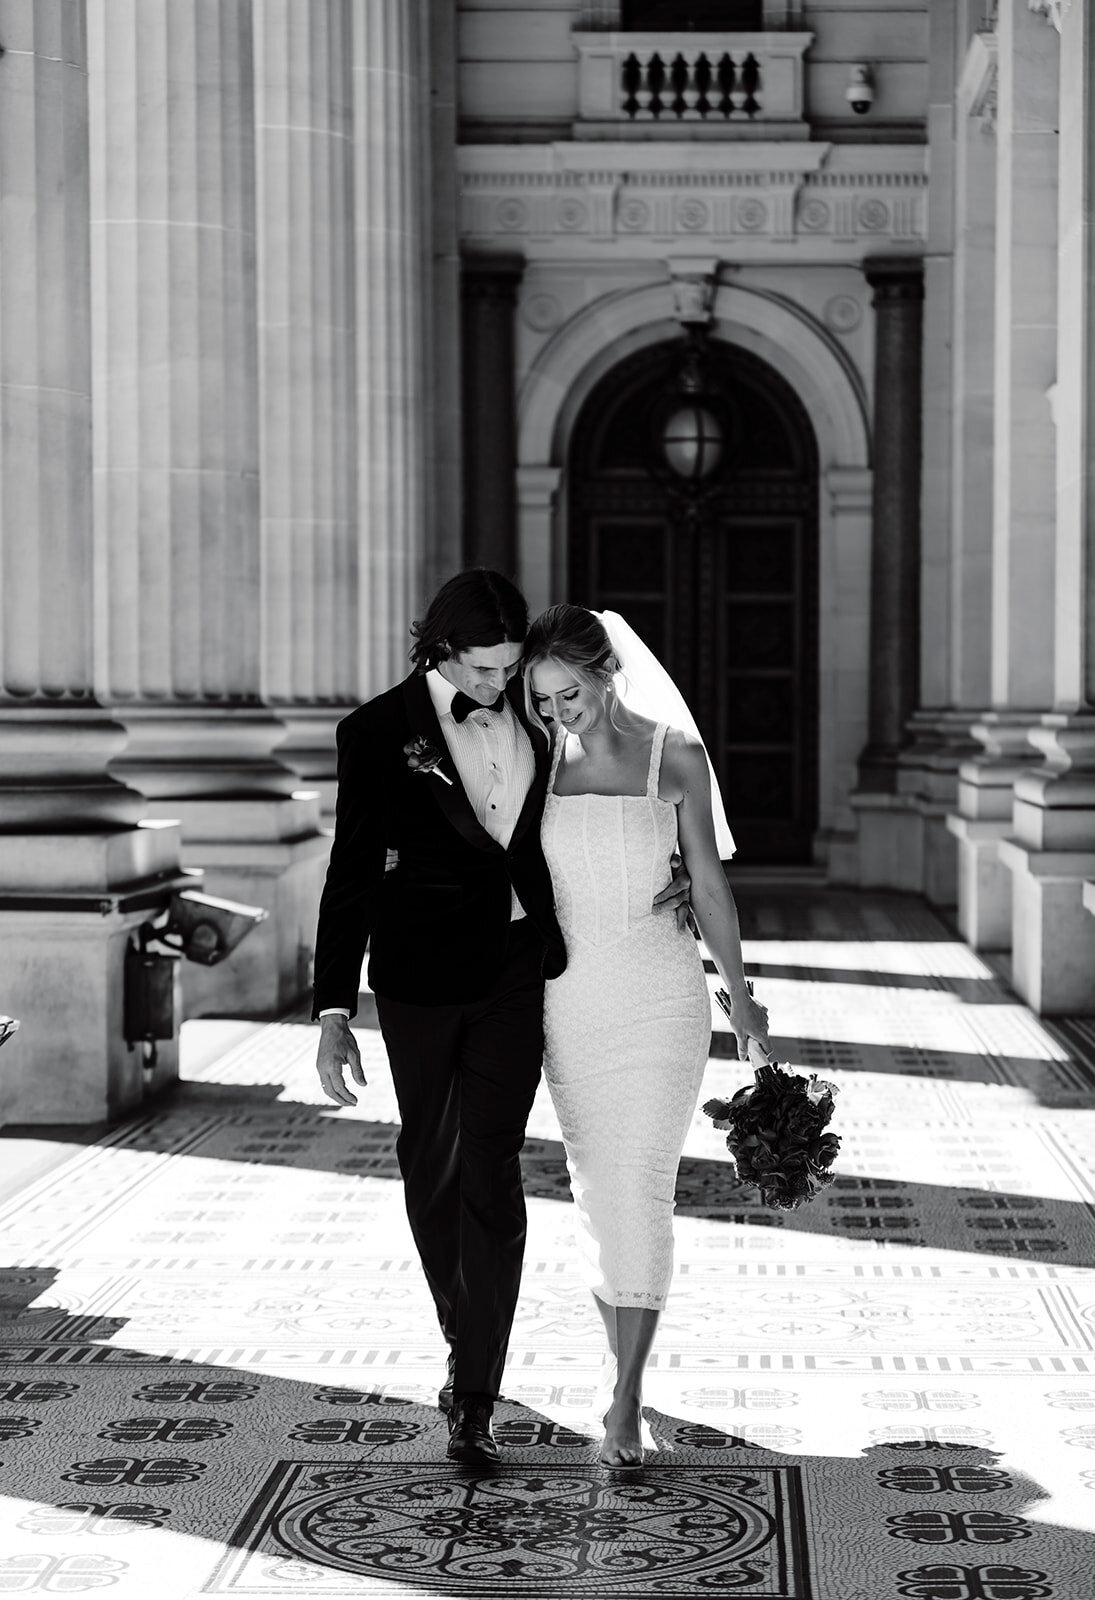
[863,257,926,302]
[461,250,526,303]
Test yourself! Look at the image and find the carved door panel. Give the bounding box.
[568,342,818,863]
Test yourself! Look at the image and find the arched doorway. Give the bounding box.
[567,339,819,863]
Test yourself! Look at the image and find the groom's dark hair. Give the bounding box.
[410,568,529,672]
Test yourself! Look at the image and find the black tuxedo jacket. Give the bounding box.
[311,671,566,1015]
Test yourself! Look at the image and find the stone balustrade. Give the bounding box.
[573,31,813,137]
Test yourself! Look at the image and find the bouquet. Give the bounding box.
[703,988,840,1210]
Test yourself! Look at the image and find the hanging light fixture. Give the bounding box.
[652,325,730,497]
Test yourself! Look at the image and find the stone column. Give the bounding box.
[426,0,464,594]
[254,0,358,820]
[0,0,185,1123]
[1000,0,1095,1012]
[856,261,925,791]
[354,0,430,697]
[949,5,1058,957]
[88,0,327,1019]
[516,466,563,618]
[462,253,525,577]
[946,26,1017,946]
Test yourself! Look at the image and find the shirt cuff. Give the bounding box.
[318,1008,351,1019]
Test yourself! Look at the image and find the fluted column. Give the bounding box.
[989,1,1058,716]
[1001,0,1095,1012]
[856,260,925,792]
[461,253,524,578]
[0,0,183,1122]
[353,0,429,696]
[88,0,326,1017]
[254,0,357,815]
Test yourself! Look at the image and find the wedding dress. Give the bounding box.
[541,722,712,1309]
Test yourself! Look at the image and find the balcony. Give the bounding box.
[573,31,814,140]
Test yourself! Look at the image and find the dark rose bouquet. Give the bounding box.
[703,988,840,1211]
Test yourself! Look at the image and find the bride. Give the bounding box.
[524,604,770,1467]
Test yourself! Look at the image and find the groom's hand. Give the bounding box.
[316,1014,367,1107]
[653,853,693,933]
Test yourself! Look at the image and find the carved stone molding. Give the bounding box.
[668,259,720,325]
[459,145,926,259]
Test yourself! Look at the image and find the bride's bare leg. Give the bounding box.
[601,1305,659,1466]
[592,1292,618,1358]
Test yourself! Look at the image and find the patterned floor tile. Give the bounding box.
[2,890,1095,1597]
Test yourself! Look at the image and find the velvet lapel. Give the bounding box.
[400,673,503,856]
[508,676,552,851]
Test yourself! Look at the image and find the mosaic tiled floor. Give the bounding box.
[2,889,1095,1598]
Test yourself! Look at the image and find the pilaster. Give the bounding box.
[254,0,358,818]
[0,1,183,1122]
[516,465,563,617]
[462,252,525,578]
[948,3,1060,965]
[87,0,326,1018]
[1001,0,1095,1014]
[353,0,429,696]
[849,260,925,886]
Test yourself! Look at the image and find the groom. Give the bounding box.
[313,568,685,1466]
[313,569,565,1466]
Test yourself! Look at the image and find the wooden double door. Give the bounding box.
[568,341,819,864]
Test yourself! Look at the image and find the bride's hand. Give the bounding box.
[652,852,693,932]
[726,989,771,1062]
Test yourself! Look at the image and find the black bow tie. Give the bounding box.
[451,690,506,724]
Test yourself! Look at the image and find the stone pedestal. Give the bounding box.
[946,714,1041,949]
[0,821,189,1125]
[462,253,525,577]
[1002,724,1095,1013]
[111,710,325,1017]
[87,0,327,1016]
[894,712,982,909]
[0,4,184,1123]
[145,795,331,1019]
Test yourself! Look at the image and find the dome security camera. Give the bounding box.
[845,64,874,116]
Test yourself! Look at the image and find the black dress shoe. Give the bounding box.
[446,1399,499,1465]
[438,1351,456,1414]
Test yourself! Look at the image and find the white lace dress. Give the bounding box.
[541,723,712,1310]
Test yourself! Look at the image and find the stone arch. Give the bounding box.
[517,279,871,474]
[514,276,874,862]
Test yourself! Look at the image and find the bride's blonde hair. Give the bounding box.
[522,604,624,734]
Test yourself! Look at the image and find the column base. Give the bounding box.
[0,823,187,1126]
[269,705,347,825]
[945,815,1014,950]
[998,839,1095,1014]
[140,794,329,1017]
[848,790,925,891]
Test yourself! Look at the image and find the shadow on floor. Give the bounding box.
[1,1273,1091,1598]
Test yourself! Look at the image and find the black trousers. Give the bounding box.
[375,917,545,1404]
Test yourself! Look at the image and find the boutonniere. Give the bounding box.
[403,736,453,785]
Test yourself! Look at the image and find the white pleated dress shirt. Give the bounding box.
[426,670,536,865]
